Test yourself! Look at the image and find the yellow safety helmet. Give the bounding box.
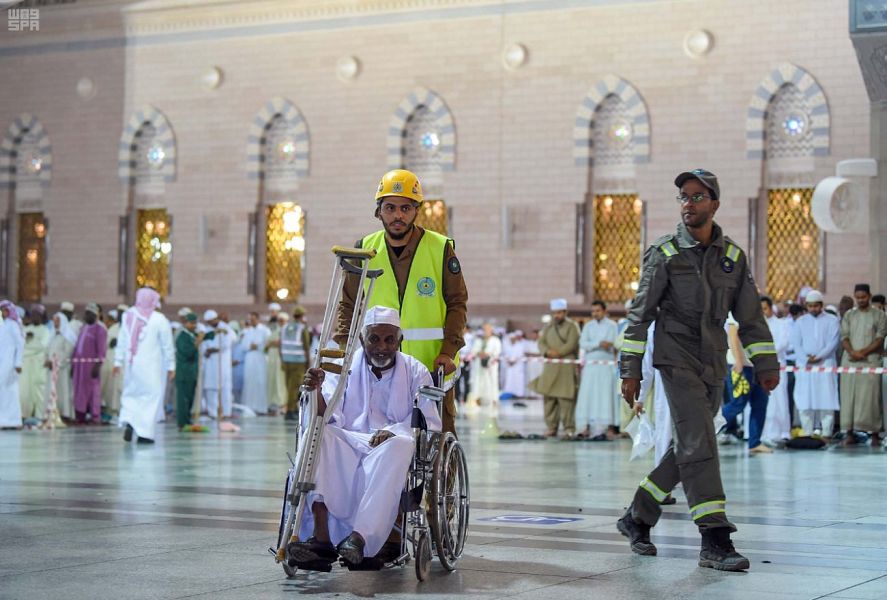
[374,169,424,204]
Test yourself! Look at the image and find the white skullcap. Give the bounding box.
[60,301,74,312]
[278,312,290,321]
[550,298,568,311]
[109,309,119,319]
[177,307,193,317]
[363,306,400,329]
[825,304,838,313]
[805,290,824,304]
[203,309,219,321]
[268,302,282,312]
[117,304,129,312]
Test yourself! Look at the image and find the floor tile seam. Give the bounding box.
[5,499,283,521]
[809,573,887,600]
[0,515,176,541]
[488,574,592,599]
[168,577,286,599]
[16,504,281,525]
[0,545,194,578]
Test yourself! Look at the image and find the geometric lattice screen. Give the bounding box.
[135,208,171,297]
[593,194,642,303]
[265,202,304,302]
[766,188,819,301]
[415,199,448,235]
[17,212,46,303]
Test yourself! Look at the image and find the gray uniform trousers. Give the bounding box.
[630,365,736,532]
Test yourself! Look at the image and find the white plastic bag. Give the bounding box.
[625,413,655,461]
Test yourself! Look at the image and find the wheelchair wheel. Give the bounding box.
[415,531,432,581]
[430,432,469,571]
[282,562,297,578]
[276,469,295,553]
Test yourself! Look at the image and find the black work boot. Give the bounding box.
[699,528,750,571]
[616,509,657,556]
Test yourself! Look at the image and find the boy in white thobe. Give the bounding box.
[791,290,840,438]
[0,302,25,429]
[289,306,440,567]
[201,310,233,419]
[502,331,527,397]
[576,301,618,440]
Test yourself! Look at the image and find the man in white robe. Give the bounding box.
[576,301,618,440]
[114,288,175,443]
[502,330,527,398]
[265,304,287,415]
[201,310,234,419]
[467,323,502,415]
[20,308,49,422]
[60,301,83,339]
[760,296,791,442]
[45,312,76,422]
[101,308,123,417]
[791,290,840,438]
[0,301,25,429]
[289,306,440,568]
[239,311,271,414]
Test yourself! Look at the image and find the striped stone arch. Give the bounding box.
[386,87,456,171]
[746,63,830,159]
[573,75,651,166]
[246,97,310,179]
[0,113,52,188]
[118,105,176,183]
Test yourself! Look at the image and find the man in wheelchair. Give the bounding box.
[287,306,442,568]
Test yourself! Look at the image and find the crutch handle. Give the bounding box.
[331,246,377,259]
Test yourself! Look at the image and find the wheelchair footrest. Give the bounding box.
[342,557,386,571]
[290,559,334,573]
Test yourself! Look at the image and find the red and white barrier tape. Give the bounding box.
[463,354,887,374]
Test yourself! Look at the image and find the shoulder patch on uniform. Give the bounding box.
[447,256,461,274]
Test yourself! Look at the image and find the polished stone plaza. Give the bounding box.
[1,402,886,600]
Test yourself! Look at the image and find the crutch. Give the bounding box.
[274,246,382,566]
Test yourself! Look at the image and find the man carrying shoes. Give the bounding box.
[616,169,779,571]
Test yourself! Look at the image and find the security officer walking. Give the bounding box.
[616,169,779,571]
[336,169,468,434]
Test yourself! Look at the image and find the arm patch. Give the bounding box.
[447,256,461,274]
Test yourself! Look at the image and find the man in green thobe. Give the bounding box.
[839,283,887,446]
[530,298,581,439]
[175,313,203,429]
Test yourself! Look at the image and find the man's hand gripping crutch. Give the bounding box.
[274,246,383,567]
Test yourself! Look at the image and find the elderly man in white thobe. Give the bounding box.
[576,300,619,440]
[502,330,528,398]
[288,306,440,568]
[791,290,840,438]
[114,288,175,444]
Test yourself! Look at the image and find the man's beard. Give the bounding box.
[368,353,395,370]
[384,221,413,240]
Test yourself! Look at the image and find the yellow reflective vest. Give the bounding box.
[361,229,455,373]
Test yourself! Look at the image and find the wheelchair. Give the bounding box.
[270,246,469,581]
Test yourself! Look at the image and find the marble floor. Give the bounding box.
[1,400,886,600]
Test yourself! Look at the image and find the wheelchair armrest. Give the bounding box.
[411,406,428,430]
[418,385,445,404]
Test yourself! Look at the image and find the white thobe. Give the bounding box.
[240,324,271,414]
[101,323,122,414]
[0,320,24,427]
[502,338,527,397]
[201,325,233,417]
[761,315,791,441]
[266,323,286,410]
[468,335,502,413]
[219,322,235,412]
[45,331,74,419]
[298,350,439,558]
[576,317,618,434]
[791,312,840,411]
[523,339,543,398]
[116,311,175,440]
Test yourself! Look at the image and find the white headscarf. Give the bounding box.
[52,312,77,345]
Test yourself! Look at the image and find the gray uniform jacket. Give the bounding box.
[619,221,778,386]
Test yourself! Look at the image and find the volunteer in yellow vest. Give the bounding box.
[335,169,468,434]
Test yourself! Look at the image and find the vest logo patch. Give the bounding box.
[720,257,735,274]
[417,277,436,297]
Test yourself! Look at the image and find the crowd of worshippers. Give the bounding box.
[2,284,885,446]
[457,287,887,450]
[0,300,315,431]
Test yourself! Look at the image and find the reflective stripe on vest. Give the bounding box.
[280,323,306,363]
[622,338,646,355]
[726,243,741,262]
[745,341,776,359]
[362,229,456,372]
[659,240,678,257]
